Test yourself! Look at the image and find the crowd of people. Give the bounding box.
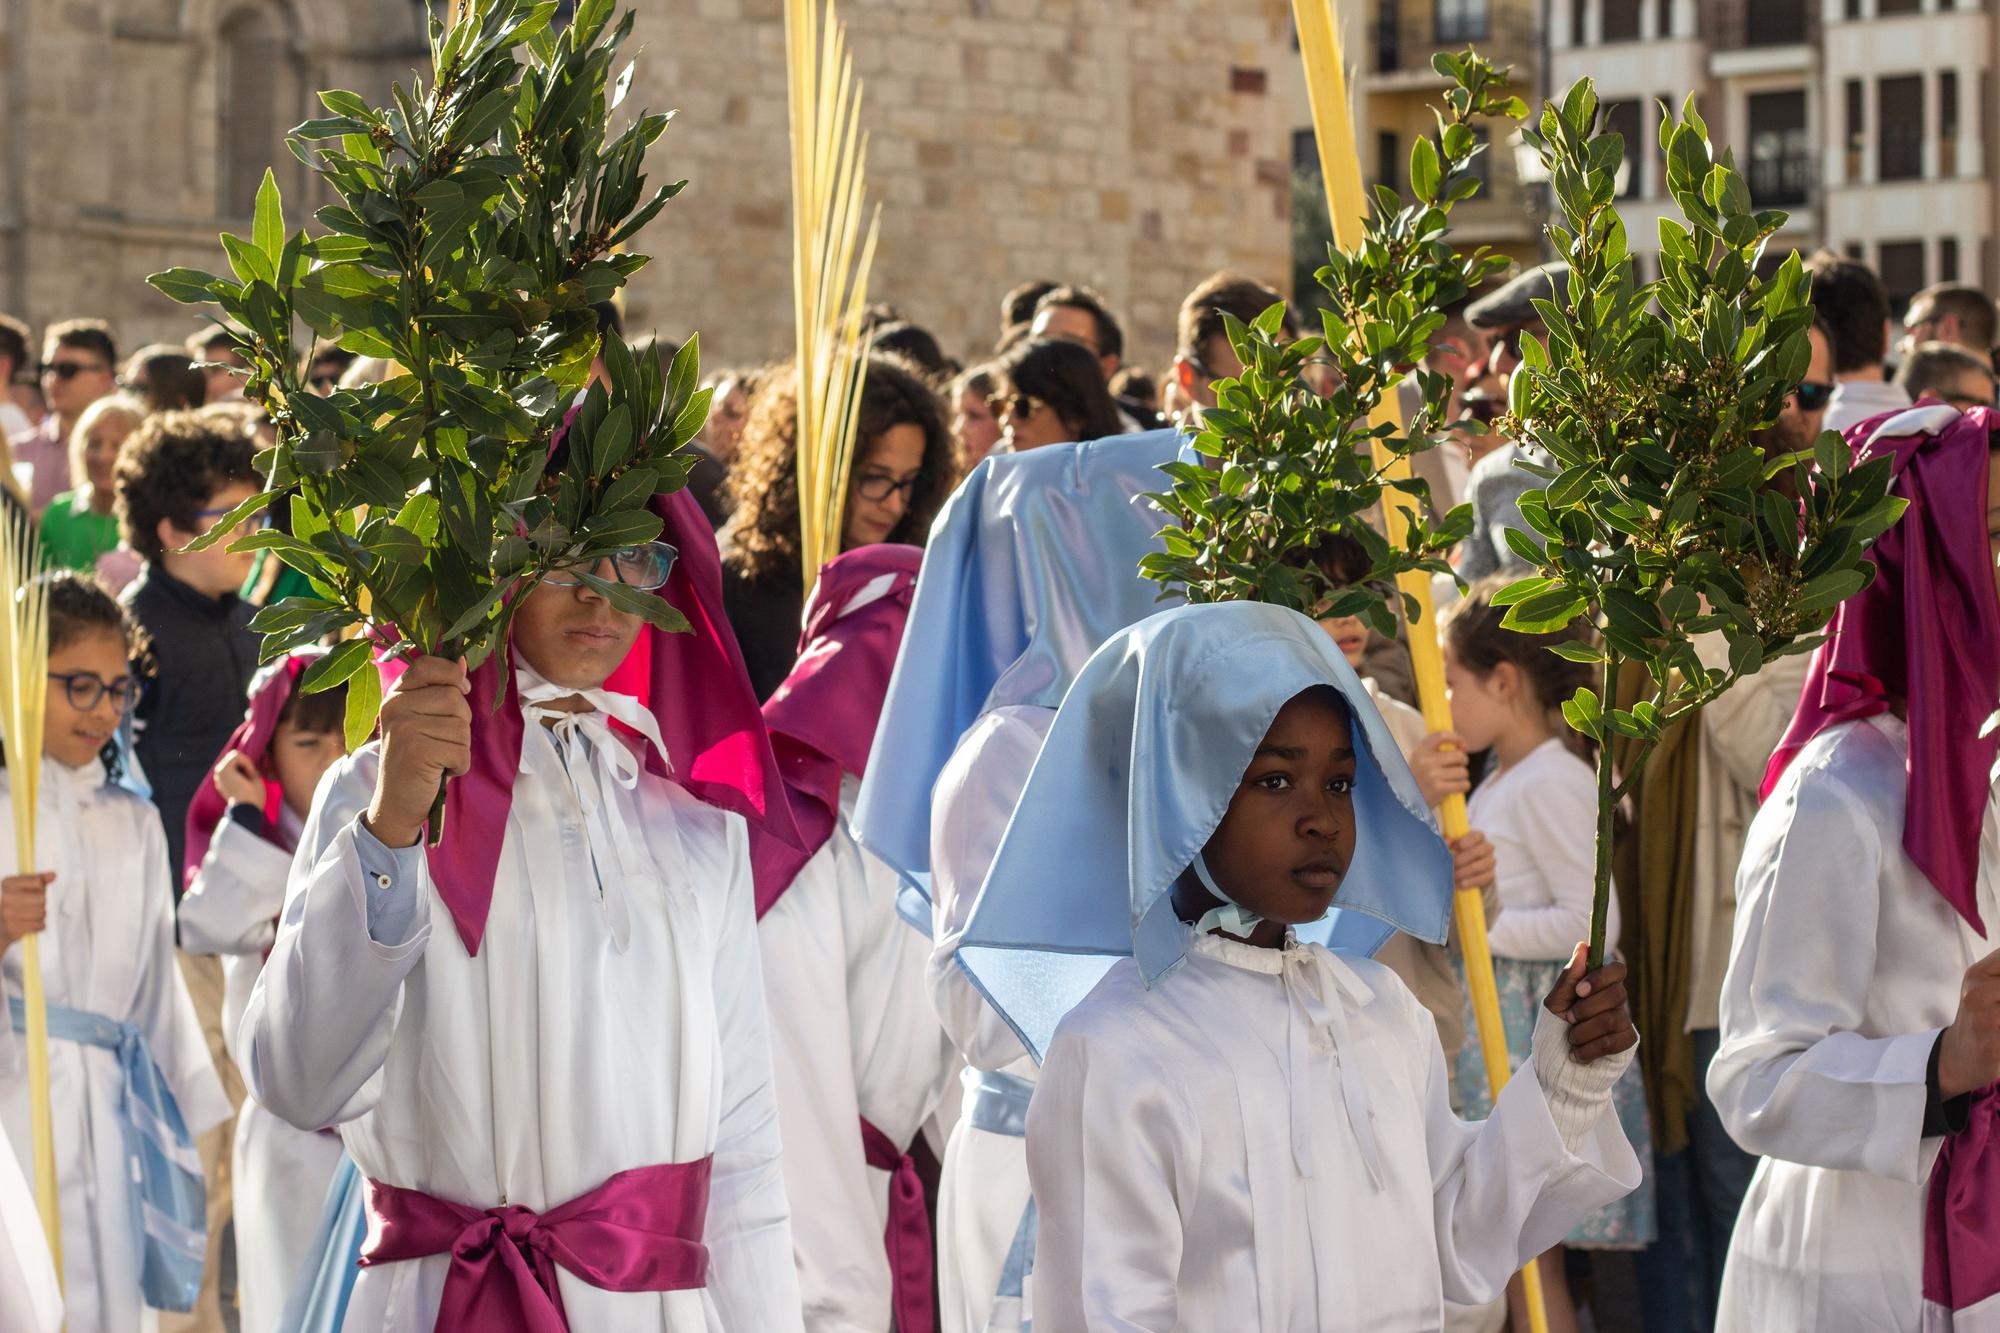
[0,241,1993,1333]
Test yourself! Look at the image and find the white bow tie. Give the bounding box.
[516,670,672,952]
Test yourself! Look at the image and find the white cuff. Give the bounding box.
[1530,1005,1633,1153]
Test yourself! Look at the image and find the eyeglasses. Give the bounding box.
[988,393,1048,424]
[854,471,926,502]
[193,504,272,539]
[1793,380,1835,412]
[48,671,137,713]
[544,541,679,591]
[41,360,107,381]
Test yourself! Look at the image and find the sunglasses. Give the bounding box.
[988,392,1048,424]
[544,541,680,592]
[41,360,107,381]
[1792,380,1834,412]
[49,670,137,713]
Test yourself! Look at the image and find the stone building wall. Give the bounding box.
[1,0,1301,377]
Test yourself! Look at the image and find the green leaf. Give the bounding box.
[220,234,274,287]
[1410,137,1441,202]
[1560,686,1603,741]
[253,168,284,261]
[148,267,228,305]
[1795,568,1869,613]
[300,635,374,694]
[1548,640,1608,664]
[343,652,383,752]
[1500,585,1588,633]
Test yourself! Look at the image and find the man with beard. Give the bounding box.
[1612,332,1827,1331]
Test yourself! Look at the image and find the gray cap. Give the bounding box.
[1466,261,1570,331]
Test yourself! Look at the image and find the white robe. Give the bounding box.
[177,808,345,1333]
[0,760,231,1333]
[241,694,804,1333]
[927,704,1053,1333]
[760,778,957,1331]
[1710,714,2000,1332]
[1028,931,1642,1330]
[0,1108,62,1332]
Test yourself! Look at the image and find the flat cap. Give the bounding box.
[1467,261,1570,331]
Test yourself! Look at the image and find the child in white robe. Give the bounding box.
[176,651,349,1333]
[852,429,1192,1332]
[754,544,956,1331]
[0,573,230,1332]
[956,601,1642,1330]
[1709,405,2000,1332]
[241,492,806,1333]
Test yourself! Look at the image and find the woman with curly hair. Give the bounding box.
[721,354,958,699]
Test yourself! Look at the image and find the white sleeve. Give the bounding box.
[176,817,293,958]
[1026,1019,1191,1332]
[1422,1001,1642,1305]
[1707,764,1935,1181]
[701,814,807,1333]
[758,841,888,1331]
[928,707,1051,1071]
[239,750,432,1133]
[128,805,232,1138]
[1482,753,1613,962]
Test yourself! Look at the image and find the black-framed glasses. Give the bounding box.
[41,359,107,381]
[854,471,926,502]
[49,671,137,712]
[545,541,679,591]
[193,504,272,538]
[1793,380,1834,412]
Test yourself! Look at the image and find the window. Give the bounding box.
[1657,0,1674,37]
[1605,101,1643,198]
[1377,0,1402,72]
[1294,129,1319,172]
[1941,70,1960,177]
[1377,130,1401,194]
[1434,0,1489,42]
[1942,238,1961,283]
[1602,0,1642,42]
[1747,90,1810,207]
[1747,0,1808,46]
[1571,0,1586,47]
[1844,0,1861,17]
[1878,75,1925,181]
[1878,0,1921,13]
[1845,79,1865,181]
[218,6,300,216]
[1878,241,1926,316]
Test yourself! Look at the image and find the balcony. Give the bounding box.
[1747,152,1816,210]
[1705,0,1816,77]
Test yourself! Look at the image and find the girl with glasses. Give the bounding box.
[0,574,231,1331]
[720,354,959,699]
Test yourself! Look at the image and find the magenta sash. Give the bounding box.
[1925,1089,2000,1325]
[359,1158,713,1332]
[859,1117,935,1333]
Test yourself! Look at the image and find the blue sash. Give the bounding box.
[9,994,206,1312]
[966,1068,1036,1331]
[276,1153,365,1333]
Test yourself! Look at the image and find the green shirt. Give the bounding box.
[39,488,120,573]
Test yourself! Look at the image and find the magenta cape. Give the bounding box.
[1762,405,2000,932]
[426,486,801,957]
[181,651,316,889]
[752,543,921,916]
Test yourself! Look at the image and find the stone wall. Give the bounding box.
[1,0,1299,379]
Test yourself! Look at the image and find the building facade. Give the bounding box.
[1548,0,2000,303]
[0,0,1302,376]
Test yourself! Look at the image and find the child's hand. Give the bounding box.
[211,750,264,809]
[0,872,53,952]
[366,655,472,849]
[1449,831,1494,893]
[1543,942,1637,1064]
[1409,731,1471,808]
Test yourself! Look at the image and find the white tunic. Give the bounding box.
[928,704,1052,1333]
[1028,932,1642,1330]
[0,760,231,1333]
[177,808,345,1333]
[1710,714,2000,1332]
[0,1081,63,1332]
[241,689,804,1333]
[761,778,957,1331]
[1468,738,1619,963]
